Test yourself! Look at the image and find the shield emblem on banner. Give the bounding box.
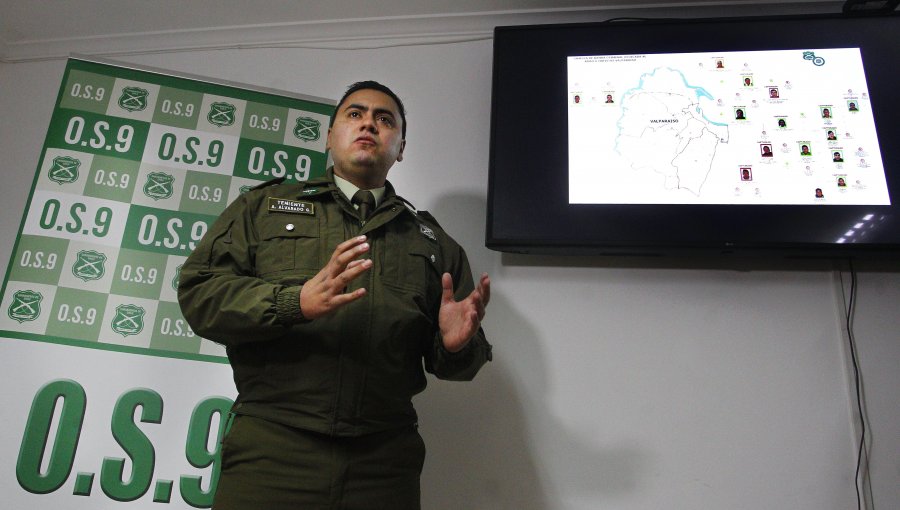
[293,117,321,142]
[118,86,149,112]
[172,264,182,291]
[48,156,81,185]
[208,102,236,127]
[73,250,107,282]
[8,290,43,323]
[112,304,145,337]
[143,172,175,200]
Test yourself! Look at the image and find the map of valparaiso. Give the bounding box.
[567,49,890,205]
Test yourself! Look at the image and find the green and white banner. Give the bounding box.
[0,57,334,508]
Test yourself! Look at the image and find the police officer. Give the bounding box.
[178,81,492,510]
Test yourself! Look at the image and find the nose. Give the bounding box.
[359,113,378,133]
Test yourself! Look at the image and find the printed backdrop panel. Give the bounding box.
[1,57,334,362]
[0,57,336,509]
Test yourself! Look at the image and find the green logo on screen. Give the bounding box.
[143,172,175,200]
[48,156,81,185]
[112,304,145,337]
[208,102,236,127]
[118,86,149,112]
[8,290,43,323]
[293,117,321,142]
[73,250,107,282]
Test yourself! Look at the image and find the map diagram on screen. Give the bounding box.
[567,49,890,205]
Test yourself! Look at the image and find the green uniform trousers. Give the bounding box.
[212,415,426,510]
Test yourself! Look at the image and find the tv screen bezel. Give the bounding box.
[486,13,900,258]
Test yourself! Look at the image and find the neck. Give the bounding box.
[332,166,386,190]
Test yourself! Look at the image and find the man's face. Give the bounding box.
[327,89,405,188]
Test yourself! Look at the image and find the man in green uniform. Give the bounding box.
[178,81,492,509]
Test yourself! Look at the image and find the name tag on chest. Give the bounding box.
[268,198,314,215]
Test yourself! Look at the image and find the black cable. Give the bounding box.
[840,260,873,510]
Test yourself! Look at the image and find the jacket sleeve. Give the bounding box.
[424,243,493,381]
[177,192,306,346]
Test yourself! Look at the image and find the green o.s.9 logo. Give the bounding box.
[16,379,232,507]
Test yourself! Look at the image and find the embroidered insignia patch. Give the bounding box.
[420,224,437,241]
[268,198,314,215]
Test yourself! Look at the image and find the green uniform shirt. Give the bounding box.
[178,170,491,436]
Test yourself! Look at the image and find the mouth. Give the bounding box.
[354,136,377,146]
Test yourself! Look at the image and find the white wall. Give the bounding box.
[1,9,897,510]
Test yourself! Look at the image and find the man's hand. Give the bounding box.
[299,236,372,320]
[439,272,490,352]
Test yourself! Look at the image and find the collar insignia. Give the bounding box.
[420,224,437,241]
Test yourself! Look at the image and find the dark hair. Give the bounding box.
[331,80,407,138]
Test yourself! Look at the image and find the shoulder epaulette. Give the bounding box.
[396,195,418,214]
[250,177,287,190]
[395,196,443,229]
[416,210,442,229]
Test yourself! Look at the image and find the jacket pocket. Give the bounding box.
[383,236,443,302]
[255,214,321,276]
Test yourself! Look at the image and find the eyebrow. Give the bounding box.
[344,103,397,120]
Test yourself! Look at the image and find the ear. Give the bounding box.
[396,139,406,162]
[325,127,333,151]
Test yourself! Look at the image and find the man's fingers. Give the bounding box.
[346,259,367,270]
[327,287,367,308]
[319,259,371,294]
[478,273,491,307]
[338,258,372,286]
[327,236,369,271]
[301,257,371,319]
[441,273,454,303]
[334,242,369,267]
[473,294,486,321]
[334,235,368,254]
[443,273,490,316]
[327,236,366,267]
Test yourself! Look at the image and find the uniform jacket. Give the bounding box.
[178,170,492,436]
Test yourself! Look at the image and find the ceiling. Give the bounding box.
[0,0,846,62]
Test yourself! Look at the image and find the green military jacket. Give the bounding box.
[178,170,491,436]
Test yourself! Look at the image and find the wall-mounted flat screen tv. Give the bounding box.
[487,14,900,257]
